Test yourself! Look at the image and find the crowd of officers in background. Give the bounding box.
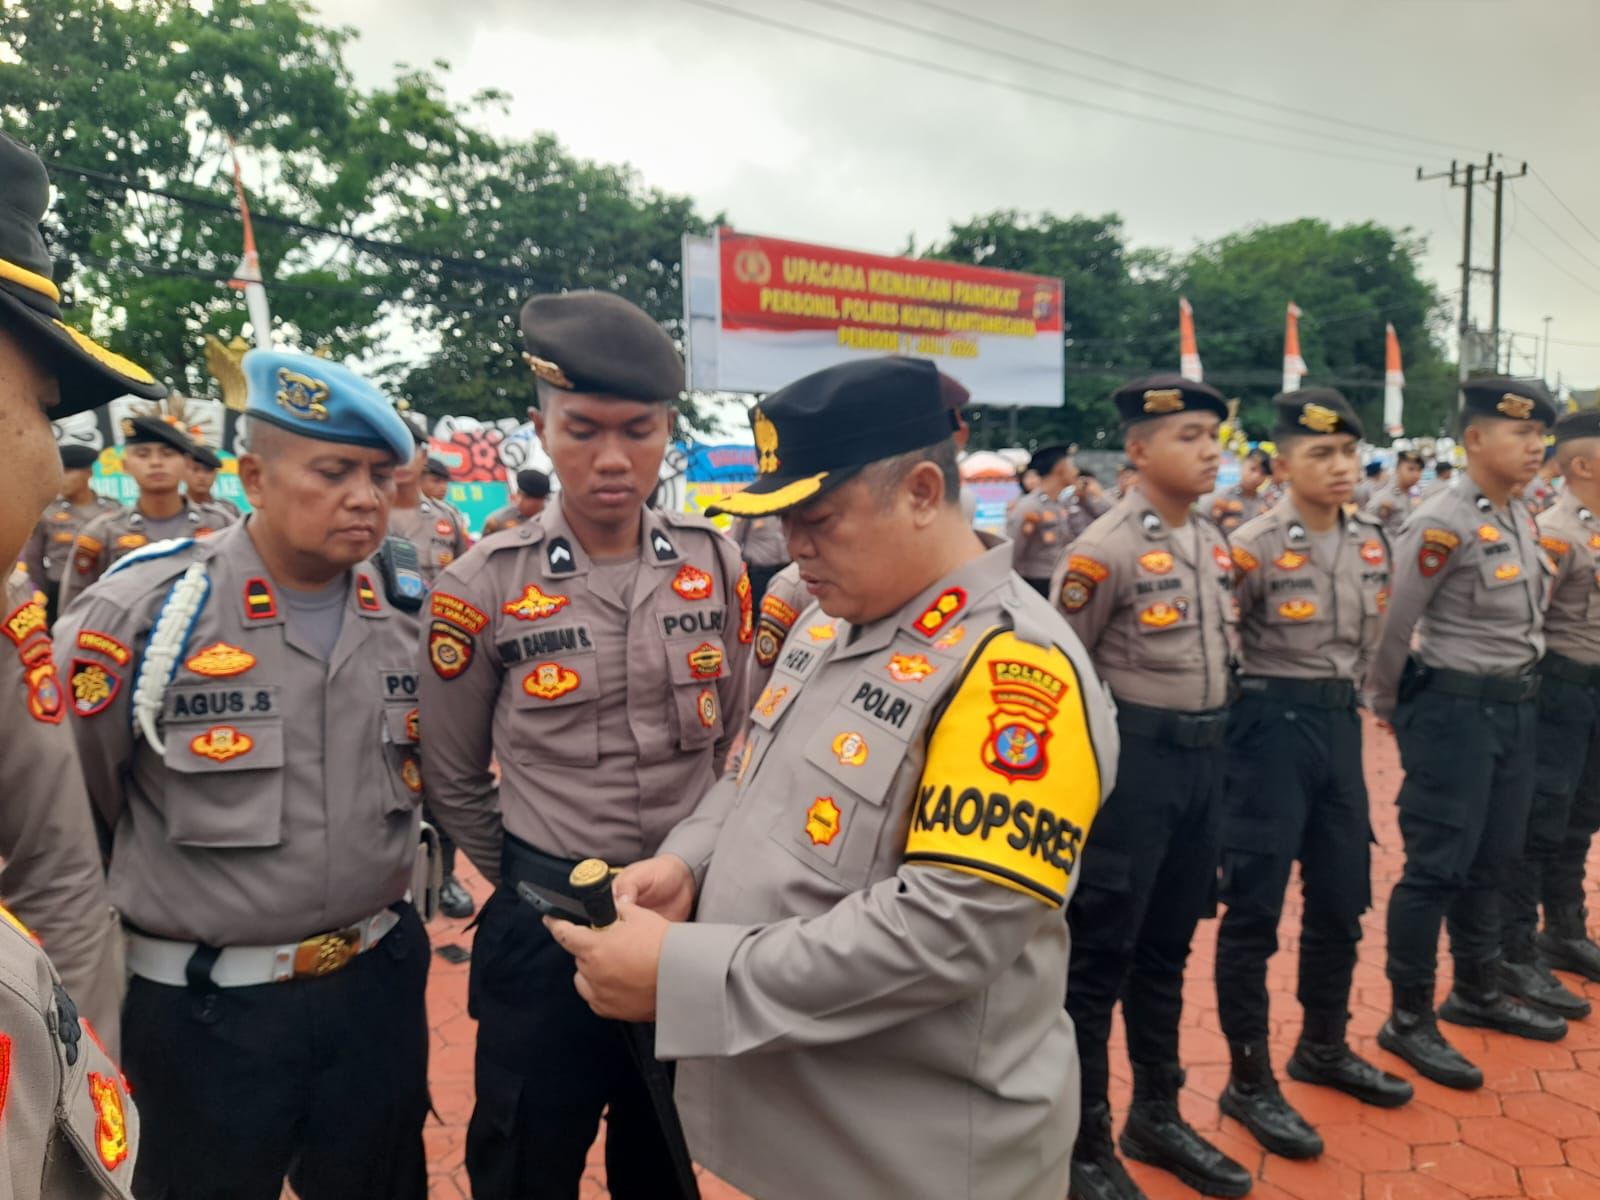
[6,130,1600,1200]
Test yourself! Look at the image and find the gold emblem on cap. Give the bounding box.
[521,353,574,390]
[1299,403,1340,434]
[1497,394,1534,420]
[274,368,329,421]
[753,407,781,475]
[1142,388,1185,414]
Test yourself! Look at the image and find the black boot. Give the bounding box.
[438,875,476,920]
[1500,957,1591,1019]
[1070,1102,1147,1200]
[1219,1041,1322,1159]
[1377,985,1482,1090]
[1539,905,1600,983]
[1440,959,1567,1042]
[1120,1064,1253,1198]
[1286,1010,1413,1108]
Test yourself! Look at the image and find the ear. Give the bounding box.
[237,453,266,510]
[904,461,947,525]
[530,407,547,443]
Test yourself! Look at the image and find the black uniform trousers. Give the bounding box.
[1066,712,1227,1110]
[745,560,787,609]
[1503,666,1600,956]
[1022,576,1053,600]
[467,883,677,1199]
[123,905,430,1200]
[1214,689,1371,1044]
[1386,681,1537,989]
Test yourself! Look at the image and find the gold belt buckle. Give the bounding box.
[292,927,359,979]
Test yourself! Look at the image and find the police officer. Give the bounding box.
[1500,410,1600,1003]
[1366,377,1563,1092]
[23,442,121,625]
[1210,447,1271,534]
[388,422,471,583]
[1419,458,1455,499]
[185,439,242,522]
[1353,459,1385,508]
[480,467,551,535]
[0,128,158,1197]
[1066,469,1114,542]
[1052,374,1250,1200]
[416,291,752,1200]
[1522,445,1561,515]
[546,355,1118,1200]
[58,416,227,606]
[1365,450,1423,536]
[58,350,431,1199]
[1008,444,1075,595]
[730,513,789,606]
[1213,390,1411,1163]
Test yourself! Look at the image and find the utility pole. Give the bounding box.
[1489,159,1528,370]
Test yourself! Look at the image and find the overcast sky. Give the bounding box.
[322,0,1600,390]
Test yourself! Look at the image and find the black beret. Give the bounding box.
[1364,461,1384,477]
[1113,373,1228,428]
[1026,444,1071,476]
[188,441,222,470]
[422,456,452,480]
[516,468,551,498]
[1395,450,1422,464]
[1461,375,1557,427]
[710,357,950,517]
[404,415,429,446]
[122,415,197,455]
[59,443,99,470]
[1552,409,1600,445]
[1271,387,1363,441]
[520,291,684,404]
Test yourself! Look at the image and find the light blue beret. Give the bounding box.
[242,350,413,462]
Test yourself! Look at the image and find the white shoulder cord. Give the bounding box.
[131,562,211,755]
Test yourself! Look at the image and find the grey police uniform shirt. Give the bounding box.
[1364,479,1417,537]
[0,573,123,1057]
[1064,489,1113,543]
[1229,498,1391,683]
[1536,490,1600,666]
[1007,489,1071,579]
[1209,483,1269,534]
[1364,477,1549,719]
[415,503,752,882]
[388,497,471,586]
[730,516,788,568]
[55,522,425,947]
[1051,487,1236,712]
[0,904,140,1199]
[653,540,1118,1200]
[22,495,121,589]
[478,504,526,537]
[57,501,226,609]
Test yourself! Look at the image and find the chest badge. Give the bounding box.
[887,653,936,684]
[1360,540,1385,566]
[1494,562,1522,581]
[400,757,423,793]
[504,585,570,622]
[805,796,842,847]
[696,688,719,728]
[114,533,147,552]
[687,642,725,680]
[405,708,420,742]
[807,623,837,643]
[1231,546,1259,573]
[1139,601,1184,628]
[434,519,453,538]
[832,730,869,766]
[1273,549,1308,571]
[1477,524,1502,543]
[1277,598,1318,621]
[523,662,581,700]
[1211,545,1233,574]
[190,724,254,763]
[754,685,789,719]
[185,642,257,678]
[1138,550,1174,575]
[672,564,714,602]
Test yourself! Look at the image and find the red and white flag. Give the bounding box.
[226,141,273,349]
[1384,322,1405,436]
[1282,302,1307,394]
[1178,296,1203,382]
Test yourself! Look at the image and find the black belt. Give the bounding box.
[500,833,590,896]
[1236,675,1357,710]
[1116,701,1229,749]
[1420,666,1539,703]
[1538,651,1600,689]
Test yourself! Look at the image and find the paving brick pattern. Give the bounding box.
[420,715,1600,1198]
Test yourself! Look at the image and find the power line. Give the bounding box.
[893,0,1478,158]
[673,0,1413,169]
[794,0,1417,163]
[1506,225,1600,302]
[1514,193,1600,277]
[1530,167,1600,251]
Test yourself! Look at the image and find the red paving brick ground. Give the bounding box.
[420,715,1600,1198]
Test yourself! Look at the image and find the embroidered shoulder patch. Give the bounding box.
[1231,545,1260,573]
[75,630,130,665]
[88,1073,129,1170]
[431,592,488,634]
[736,567,753,644]
[428,622,473,679]
[759,593,799,631]
[1540,535,1571,558]
[1418,528,1461,578]
[70,659,121,717]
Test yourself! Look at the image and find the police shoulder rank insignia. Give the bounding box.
[651,530,676,562]
[671,563,713,602]
[503,584,570,622]
[697,688,718,729]
[912,587,967,638]
[1277,598,1317,621]
[736,567,753,644]
[1138,550,1173,575]
[1360,539,1385,566]
[805,796,842,846]
[185,642,256,678]
[523,662,580,700]
[1418,528,1460,577]
[832,730,868,766]
[886,652,936,684]
[1540,535,1571,558]
[547,537,576,575]
[190,724,253,763]
[687,641,725,680]
[244,577,278,620]
[428,622,473,680]
[355,573,381,612]
[69,659,120,718]
[905,631,1099,908]
[1273,549,1308,571]
[275,367,330,421]
[430,592,488,634]
[1231,545,1259,573]
[87,1072,129,1170]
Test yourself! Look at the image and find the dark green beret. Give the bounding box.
[520,291,684,404]
[1272,386,1363,440]
[1113,373,1227,428]
[1461,375,1557,427]
[1553,409,1600,444]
